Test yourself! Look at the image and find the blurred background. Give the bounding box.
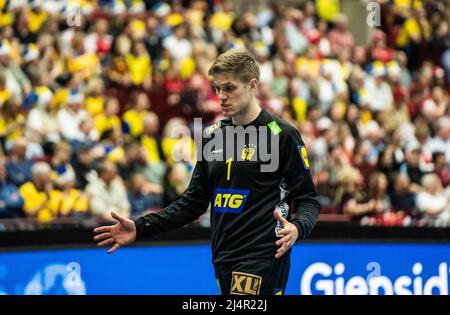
[0,0,449,295]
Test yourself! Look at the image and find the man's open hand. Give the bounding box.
[93,212,137,254]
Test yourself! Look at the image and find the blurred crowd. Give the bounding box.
[0,0,449,227]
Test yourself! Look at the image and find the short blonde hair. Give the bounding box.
[208,49,260,84]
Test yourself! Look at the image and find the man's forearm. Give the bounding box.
[292,202,320,240]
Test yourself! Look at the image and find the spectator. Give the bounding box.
[0,39,31,101]
[125,40,152,90]
[0,93,26,151]
[399,143,426,191]
[72,144,94,190]
[389,172,417,214]
[25,86,61,145]
[366,172,392,215]
[363,67,394,112]
[335,167,381,221]
[5,137,33,187]
[433,152,450,187]
[426,117,450,164]
[123,92,151,138]
[50,141,75,188]
[94,97,121,139]
[162,24,193,61]
[128,173,161,218]
[85,160,130,220]
[162,162,190,207]
[0,158,24,218]
[58,169,89,218]
[19,162,62,222]
[57,92,90,142]
[84,76,106,118]
[416,174,450,227]
[327,14,355,55]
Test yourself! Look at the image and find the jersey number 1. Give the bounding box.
[226,158,232,181]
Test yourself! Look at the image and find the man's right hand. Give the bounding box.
[93,212,137,254]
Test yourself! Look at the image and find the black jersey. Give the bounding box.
[134,109,320,264]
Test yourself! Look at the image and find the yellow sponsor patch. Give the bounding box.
[230,271,262,295]
[298,145,310,169]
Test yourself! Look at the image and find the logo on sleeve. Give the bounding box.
[267,120,282,135]
[212,188,250,214]
[297,145,310,169]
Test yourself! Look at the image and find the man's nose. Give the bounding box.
[218,90,227,101]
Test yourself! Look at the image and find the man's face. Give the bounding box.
[13,142,27,158]
[101,164,117,184]
[212,74,254,118]
[34,171,51,189]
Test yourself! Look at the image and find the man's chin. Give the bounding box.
[221,110,234,117]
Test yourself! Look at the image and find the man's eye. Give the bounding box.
[224,86,235,93]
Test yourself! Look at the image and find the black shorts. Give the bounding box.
[214,255,290,295]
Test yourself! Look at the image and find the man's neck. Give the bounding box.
[231,101,262,126]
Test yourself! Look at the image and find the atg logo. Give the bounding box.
[213,188,250,214]
[300,262,449,295]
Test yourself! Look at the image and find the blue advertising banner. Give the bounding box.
[0,243,448,295]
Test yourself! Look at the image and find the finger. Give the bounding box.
[276,250,286,259]
[94,232,112,242]
[108,243,120,254]
[97,238,114,247]
[111,211,126,223]
[274,210,288,227]
[278,228,289,236]
[276,243,291,258]
[275,235,290,247]
[94,226,113,234]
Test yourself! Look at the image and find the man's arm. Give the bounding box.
[134,161,211,239]
[281,128,320,240]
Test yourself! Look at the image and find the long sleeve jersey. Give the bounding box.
[135,109,320,264]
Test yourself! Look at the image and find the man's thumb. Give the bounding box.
[274,210,287,226]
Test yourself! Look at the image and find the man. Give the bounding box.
[86,160,130,221]
[0,159,24,218]
[94,49,320,295]
[19,162,62,222]
[5,137,34,187]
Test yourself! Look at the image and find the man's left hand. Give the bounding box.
[274,210,299,259]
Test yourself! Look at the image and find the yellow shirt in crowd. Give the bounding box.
[141,135,162,164]
[123,109,147,137]
[95,114,121,137]
[125,54,152,85]
[19,182,63,222]
[59,189,89,216]
[316,0,340,22]
[162,137,196,166]
[210,11,234,31]
[85,96,104,117]
[28,10,48,33]
[396,17,431,47]
[19,182,88,222]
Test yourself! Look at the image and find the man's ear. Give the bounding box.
[249,78,258,93]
